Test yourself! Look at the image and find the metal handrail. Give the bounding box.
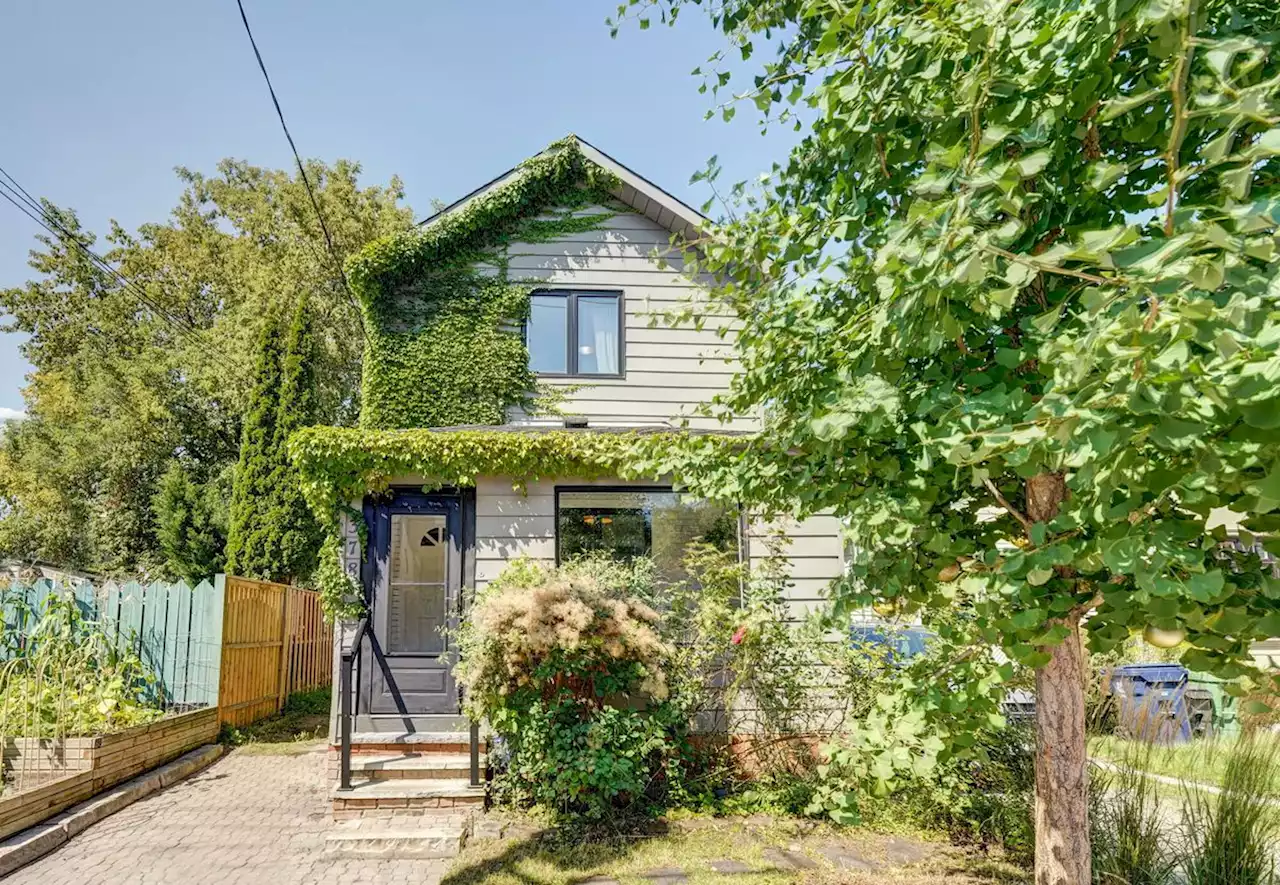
[339,616,482,792]
[469,720,481,787]
[338,617,370,791]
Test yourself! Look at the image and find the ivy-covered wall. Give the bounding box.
[347,137,624,430]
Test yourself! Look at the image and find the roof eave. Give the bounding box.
[415,135,708,242]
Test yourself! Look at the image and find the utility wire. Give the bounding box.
[0,168,202,338]
[0,166,191,331]
[234,0,368,341]
[0,182,201,418]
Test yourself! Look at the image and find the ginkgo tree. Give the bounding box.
[618,0,1280,882]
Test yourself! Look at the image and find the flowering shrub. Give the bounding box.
[455,557,680,819]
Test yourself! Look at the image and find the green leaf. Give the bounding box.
[1027,567,1053,586]
[1186,570,1225,603]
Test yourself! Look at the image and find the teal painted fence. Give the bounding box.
[0,575,225,708]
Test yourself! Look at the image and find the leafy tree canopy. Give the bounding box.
[619,0,1280,878]
[0,160,412,576]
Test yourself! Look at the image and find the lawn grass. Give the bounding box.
[1089,732,1280,796]
[218,687,330,754]
[442,817,1029,885]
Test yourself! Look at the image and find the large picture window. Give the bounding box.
[526,290,622,377]
[555,487,739,584]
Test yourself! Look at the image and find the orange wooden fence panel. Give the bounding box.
[217,577,332,728]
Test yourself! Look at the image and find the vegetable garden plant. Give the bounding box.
[613,0,1280,883]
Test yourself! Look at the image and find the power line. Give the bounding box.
[234,0,368,342]
[0,166,192,332]
[0,168,202,339]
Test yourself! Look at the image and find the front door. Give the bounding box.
[365,491,461,715]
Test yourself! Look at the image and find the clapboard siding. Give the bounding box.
[480,207,753,429]
[748,512,846,617]
[470,475,844,623]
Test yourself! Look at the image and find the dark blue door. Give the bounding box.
[364,491,461,715]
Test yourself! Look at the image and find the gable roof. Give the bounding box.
[418,134,708,243]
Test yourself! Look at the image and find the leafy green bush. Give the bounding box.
[0,590,163,737]
[455,557,679,819]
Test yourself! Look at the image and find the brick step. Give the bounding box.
[350,753,487,780]
[343,732,490,755]
[323,815,471,859]
[331,778,485,818]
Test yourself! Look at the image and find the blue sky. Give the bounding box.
[0,0,793,417]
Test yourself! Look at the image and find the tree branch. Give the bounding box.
[984,478,1035,536]
[1164,0,1197,235]
[984,244,1120,286]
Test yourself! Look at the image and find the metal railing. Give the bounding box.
[337,618,369,792]
[336,617,483,791]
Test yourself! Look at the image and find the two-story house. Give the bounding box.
[313,136,846,827]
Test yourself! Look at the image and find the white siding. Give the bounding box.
[471,475,845,625]
[747,514,847,623]
[487,209,755,431]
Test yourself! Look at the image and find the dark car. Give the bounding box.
[850,624,1035,723]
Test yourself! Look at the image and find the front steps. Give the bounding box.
[325,816,472,859]
[325,731,488,859]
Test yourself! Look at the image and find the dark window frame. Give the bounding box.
[553,486,747,593]
[554,485,669,565]
[525,289,625,379]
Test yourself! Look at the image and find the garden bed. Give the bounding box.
[0,707,219,839]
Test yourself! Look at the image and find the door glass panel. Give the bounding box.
[388,514,448,654]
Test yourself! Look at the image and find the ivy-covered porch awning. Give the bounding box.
[288,423,751,519]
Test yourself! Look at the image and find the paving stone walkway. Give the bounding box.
[6,746,447,885]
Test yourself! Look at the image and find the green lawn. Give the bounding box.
[1089,733,1280,796]
[442,817,1029,885]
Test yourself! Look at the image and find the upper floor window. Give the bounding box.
[526,290,622,377]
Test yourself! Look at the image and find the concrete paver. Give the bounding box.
[6,746,447,885]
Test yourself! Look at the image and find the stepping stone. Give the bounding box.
[577,878,620,885]
[818,845,879,872]
[638,867,687,885]
[709,859,753,874]
[471,819,505,841]
[762,848,817,871]
[884,835,933,865]
[671,818,723,832]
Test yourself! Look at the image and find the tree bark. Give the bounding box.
[1024,470,1089,885]
[1034,618,1090,885]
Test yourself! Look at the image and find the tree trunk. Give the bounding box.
[1034,618,1090,885]
[1023,471,1089,885]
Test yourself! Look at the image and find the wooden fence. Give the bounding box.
[1,577,223,708]
[217,576,332,727]
[1,574,332,730]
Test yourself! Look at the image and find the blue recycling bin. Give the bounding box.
[1109,664,1193,744]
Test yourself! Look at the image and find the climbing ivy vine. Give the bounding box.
[301,137,639,616]
[349,137,623,430]
[289,427,739,525]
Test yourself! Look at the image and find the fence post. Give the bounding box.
[276,586,293,711]
[214,574,228,722]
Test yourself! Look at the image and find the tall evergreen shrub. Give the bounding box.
[225,296,321,582]
[152,461,228,584]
